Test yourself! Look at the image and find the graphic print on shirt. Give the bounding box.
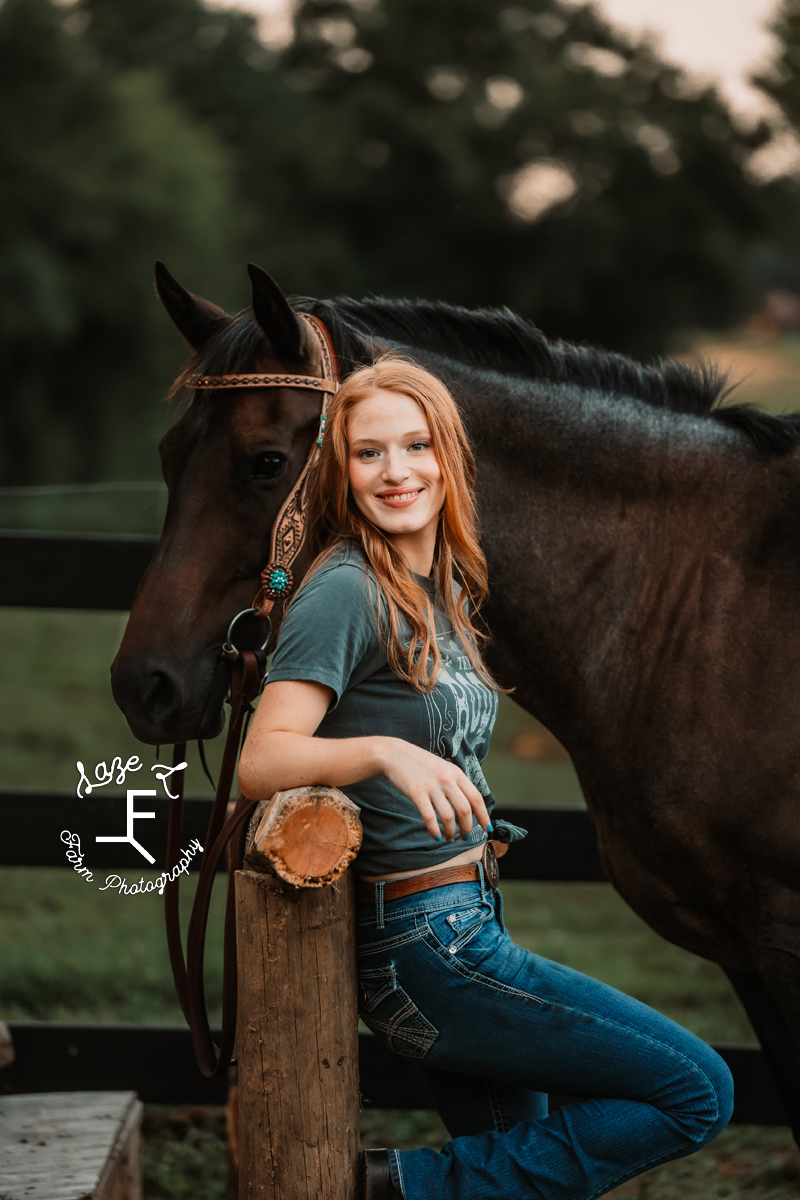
[421,631,498,797]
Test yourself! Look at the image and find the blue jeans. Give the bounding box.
[356,870,733,1200]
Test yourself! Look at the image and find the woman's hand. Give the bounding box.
[377,736,492,843]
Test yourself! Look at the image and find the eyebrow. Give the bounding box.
[350,429,431,448]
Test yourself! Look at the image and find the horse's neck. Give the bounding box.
[440,362,748,739]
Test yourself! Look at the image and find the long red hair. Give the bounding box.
[302,354,500,693]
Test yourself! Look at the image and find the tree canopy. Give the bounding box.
[0,0,237,483]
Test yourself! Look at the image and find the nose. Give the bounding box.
[111,654,226,745]
[382,446,410,483]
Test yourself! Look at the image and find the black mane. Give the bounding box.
[316,296,800,457]
[184,294,800,457]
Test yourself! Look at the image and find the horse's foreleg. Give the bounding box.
[724,949,800,1146]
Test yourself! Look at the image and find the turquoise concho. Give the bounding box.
[261,563,293,600]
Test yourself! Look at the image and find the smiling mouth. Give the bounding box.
[376,488,423,506]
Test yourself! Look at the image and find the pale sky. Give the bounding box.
[569,0,783,118]
[212,0,785,120]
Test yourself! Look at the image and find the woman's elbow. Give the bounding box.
[238,740,273,800]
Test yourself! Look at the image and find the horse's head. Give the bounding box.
[111,262,335,744]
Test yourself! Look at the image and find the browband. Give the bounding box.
[184,372,337,393]
[183,313,339,394]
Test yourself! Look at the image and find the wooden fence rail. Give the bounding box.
[0,531,157,611]
[0,532,789,1126]
[0,1023,786,1127]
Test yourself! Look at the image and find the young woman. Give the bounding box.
[237,356,733,1200]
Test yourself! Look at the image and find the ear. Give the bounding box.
[154,261,231,350]
[247,263,303,360]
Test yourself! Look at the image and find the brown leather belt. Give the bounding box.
[357,842,499,905]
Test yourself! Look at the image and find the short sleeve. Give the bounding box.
[266,557,384,706]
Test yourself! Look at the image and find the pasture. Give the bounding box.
[3,333,800,1196]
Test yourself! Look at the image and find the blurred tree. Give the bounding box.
[0,0,237,484]
[748,1,800,297]
[78,0,342,295]
[759,0,800,126]
[80,0,776,357]
[278,0,773,357]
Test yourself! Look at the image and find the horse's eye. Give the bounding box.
[253,452,286,481]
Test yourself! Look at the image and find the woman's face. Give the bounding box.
[347,389,446,545]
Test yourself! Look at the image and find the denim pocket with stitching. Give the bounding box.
[427,896,496,958]
[358,963,439,1059]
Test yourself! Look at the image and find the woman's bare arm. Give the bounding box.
[239,678,386,798]
[238,679,492,842]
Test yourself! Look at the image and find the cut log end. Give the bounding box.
[244,786,362,887]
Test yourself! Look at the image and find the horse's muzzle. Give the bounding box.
[110,653,228,745]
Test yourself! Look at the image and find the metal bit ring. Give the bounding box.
[220,608,272,662]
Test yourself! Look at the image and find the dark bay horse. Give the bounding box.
[112,262,800,1139]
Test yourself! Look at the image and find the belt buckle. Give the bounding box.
[481,840,499,890]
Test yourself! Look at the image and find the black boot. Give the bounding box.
[362,1148,404,1199]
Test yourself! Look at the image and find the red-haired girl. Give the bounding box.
[238,356,732,1200]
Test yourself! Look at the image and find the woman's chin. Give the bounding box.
[372,514,430,537]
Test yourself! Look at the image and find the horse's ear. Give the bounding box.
[247,263,303,360]
[154,261,231,350]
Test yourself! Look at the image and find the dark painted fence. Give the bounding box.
[0,532,788,1125]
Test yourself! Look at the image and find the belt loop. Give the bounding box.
[375,881,385,929]
[477,861,486,900]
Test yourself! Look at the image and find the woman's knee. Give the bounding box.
[677,1046,735,1149]
[701,1050,735,1143]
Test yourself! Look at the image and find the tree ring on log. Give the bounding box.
[244,785,362,888]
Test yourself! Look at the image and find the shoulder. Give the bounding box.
[291,541,377,610]
[269,541,385,694]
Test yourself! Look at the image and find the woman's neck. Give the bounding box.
[391,523,437,577]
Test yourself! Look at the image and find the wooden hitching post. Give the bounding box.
[235,786,362,1200]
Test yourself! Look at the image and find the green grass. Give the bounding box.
[142,1108,228,1200]
[0,867,227,1023]
[0,608,227,795]
[0,486,167,536]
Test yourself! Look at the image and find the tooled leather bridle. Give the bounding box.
[165,313,341,1077]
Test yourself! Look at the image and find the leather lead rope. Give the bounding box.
[164,314,341,1078]
[164,740,190,1023]
[165,652,262,1078]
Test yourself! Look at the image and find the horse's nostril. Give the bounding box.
[112,652,226,744]
[143,668,182,723]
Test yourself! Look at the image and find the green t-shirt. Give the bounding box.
[266,541,499,876]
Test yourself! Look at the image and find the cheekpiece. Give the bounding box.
[260,563,294,601]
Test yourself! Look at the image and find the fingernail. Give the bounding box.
[461,833,469,841]
[486,823,494,832]
[436,835,443,841]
